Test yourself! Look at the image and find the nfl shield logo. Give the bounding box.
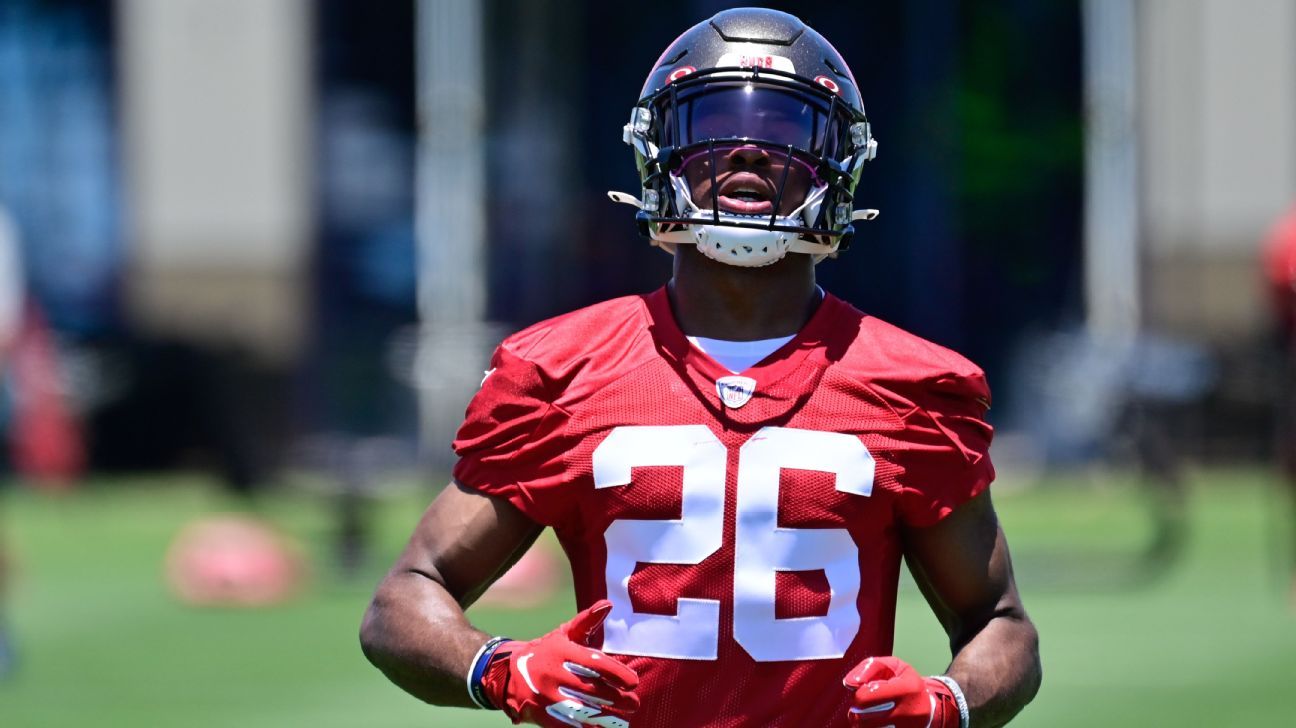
[716,376,757,409]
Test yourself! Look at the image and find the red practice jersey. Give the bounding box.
[453,287,994,728]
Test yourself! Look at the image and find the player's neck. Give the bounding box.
[668,246,820,341]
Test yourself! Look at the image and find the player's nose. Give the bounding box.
[724,144,771,168]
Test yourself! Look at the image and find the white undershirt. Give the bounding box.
[686,334,795,373]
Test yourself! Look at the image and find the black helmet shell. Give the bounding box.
[640,8,865,118]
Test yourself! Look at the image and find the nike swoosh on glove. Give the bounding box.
[843,656,959,728]
[481,600,640,727]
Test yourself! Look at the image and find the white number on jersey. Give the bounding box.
[592,425,876,662]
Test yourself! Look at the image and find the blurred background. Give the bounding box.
[0,0,1293,725]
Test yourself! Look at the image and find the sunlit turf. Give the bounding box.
[1,468,1293,726]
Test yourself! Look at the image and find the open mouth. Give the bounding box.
[716,172,776,215]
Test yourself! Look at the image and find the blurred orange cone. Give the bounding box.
[164,515,307,607]
[477,546,560,609]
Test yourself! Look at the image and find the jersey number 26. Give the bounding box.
[592,425,875,662]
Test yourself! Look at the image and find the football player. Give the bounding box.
[362,8,1041,727]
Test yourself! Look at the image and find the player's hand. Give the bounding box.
[843,656,959,728]
[481,600,639,727]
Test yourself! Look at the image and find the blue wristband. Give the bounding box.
[466,636,512,710]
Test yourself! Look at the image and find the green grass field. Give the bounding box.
[1,468,1293,726]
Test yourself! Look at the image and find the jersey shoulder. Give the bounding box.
[496,293,657,392]
[827,299,990,407]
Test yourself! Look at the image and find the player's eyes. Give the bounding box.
[691,111,742,140]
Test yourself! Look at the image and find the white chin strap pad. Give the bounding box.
[695,224,797,267]
[654,224,837,267]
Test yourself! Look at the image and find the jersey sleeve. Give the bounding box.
[451,344,577,527]
[891,369,995,528]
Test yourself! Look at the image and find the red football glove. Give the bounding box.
[843,656,960,728]
[480,600,640,727]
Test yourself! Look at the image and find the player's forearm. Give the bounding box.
[944,610,1041,727]
[359,569,491,708]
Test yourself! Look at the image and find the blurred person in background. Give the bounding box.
[0,205,22,677]
[1262,201,1296,605]
[362,9,1039,728]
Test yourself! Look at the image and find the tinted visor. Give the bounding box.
[659,83,847,159]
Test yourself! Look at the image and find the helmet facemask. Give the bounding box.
[617,67,877,267]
